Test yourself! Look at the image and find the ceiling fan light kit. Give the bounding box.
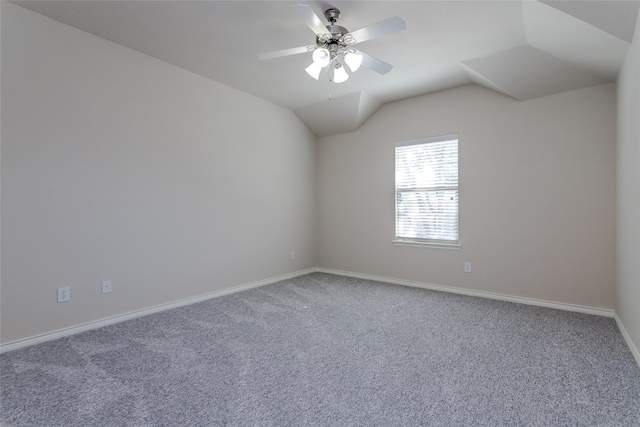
[305,62,323,79]
[259,4,406,85]
[344,52,363,72]
[333,63,349,83]
[312,47,331,67]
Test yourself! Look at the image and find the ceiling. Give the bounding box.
[12,0,640,137]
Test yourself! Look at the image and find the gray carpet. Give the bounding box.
[1,272,640,426]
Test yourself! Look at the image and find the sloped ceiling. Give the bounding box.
[10,1,640,138]
[541,0,639,42]
[463,45,608,101]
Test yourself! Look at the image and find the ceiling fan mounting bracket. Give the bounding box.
[324,8,341,24]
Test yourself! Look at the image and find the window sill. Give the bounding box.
[392,239,461,250]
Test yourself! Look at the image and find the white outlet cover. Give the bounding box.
[57,287,70,303]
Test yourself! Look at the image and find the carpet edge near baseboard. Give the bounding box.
[0,268,318,354]
[318,268,640,368]
[614,314,640,368]
[317,268,614,318]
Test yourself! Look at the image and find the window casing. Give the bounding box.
[394,135,459,248]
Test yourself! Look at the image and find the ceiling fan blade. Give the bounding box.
[258,45,311,60]
[294,4,331,38]
[357,50,394,75]
[348,16,406,45]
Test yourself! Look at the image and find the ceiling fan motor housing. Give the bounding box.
[315,8,354,60]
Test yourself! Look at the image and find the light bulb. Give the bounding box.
[312,48,330,67]
[333,63,349,83]
[305,63,322,80]
[344,52,363,72]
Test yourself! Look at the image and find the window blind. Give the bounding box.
[395,135,459,244]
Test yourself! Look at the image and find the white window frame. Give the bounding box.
[393,134,460,249]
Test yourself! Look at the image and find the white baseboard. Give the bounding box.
[0,268,318,354]
[316,268,615,318]
[614,314,640,368]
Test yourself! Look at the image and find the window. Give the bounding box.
[394,135,459,248]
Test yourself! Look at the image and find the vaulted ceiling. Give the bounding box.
[12,1,640,137]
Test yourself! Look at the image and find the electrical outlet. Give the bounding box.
[102,280,112,294]
[57,287,70,303]
[464,262,472,273]
[290,251,296,260]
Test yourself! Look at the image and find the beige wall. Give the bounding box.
[1,3,317,344]
[616,11,640,356]
[317,83,616,310]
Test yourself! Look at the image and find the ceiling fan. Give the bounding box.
[258,4,406,83]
